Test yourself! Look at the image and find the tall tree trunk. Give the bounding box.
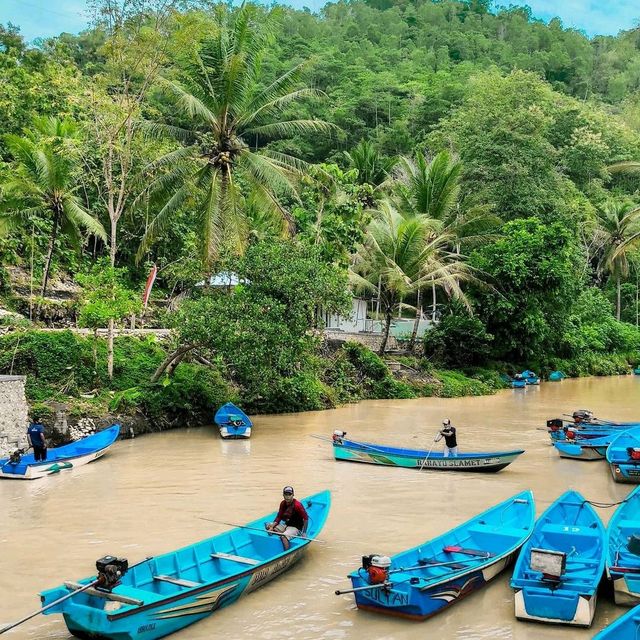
[107,318,115,380]
[151,344,197,383]
[378,309,392,355]
[431,281,437,319]
[409,289,422,352]
[108,219,117,379]
[40,210,61,299]
[617,274,621,322]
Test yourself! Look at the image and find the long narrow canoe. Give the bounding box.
[607,486,640,605]
[214,402,252,439]
[40,491,330,640]
[0,424,120,480]
[510,490,605,627]
[593,603,640,639]
[332,436,524,473]
[607,427,640,483]
[340,491,534,620]
[553,432,618,461]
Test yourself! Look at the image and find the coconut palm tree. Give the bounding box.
[343,139,397,202]
[0,117,107,299]
[593,200,640,320]
[351,203,476,354]
[138,3,333,270]
[392,150,498,347]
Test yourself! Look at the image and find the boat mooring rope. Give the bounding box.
[583,498,628,509]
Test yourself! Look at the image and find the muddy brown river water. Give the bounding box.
[2,375,640,639]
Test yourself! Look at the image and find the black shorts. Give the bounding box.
[33,445,47,461]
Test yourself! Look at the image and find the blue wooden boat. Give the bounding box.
[546,421,619,443]
[0,424,120,480]
[634,367,640,375]
[214,402,252,439]
[593,603,640,639]
[606,486,640,605]
[39,491,330,639]
[521,370,540,385]
[332,435,524,473]
[338,491,534,620]
[553,432,618,461]
[510,489,605,627]
[607,427,640,483]
[549,371,566,381]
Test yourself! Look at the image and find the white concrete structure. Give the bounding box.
[0,375,29,457]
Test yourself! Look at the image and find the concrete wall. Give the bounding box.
[324,330,398,352]
[0,375,29,457]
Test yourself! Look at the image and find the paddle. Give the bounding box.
[419,433,442,471]
[198,517,326,544]
[0,556,153,636]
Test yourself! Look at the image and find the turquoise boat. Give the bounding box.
[520,370,540,385]
[510,489,605,627]
[553,432,618,460]
[0,424,120,480]
[606,486,640,605]
[634,367,640,375]
[214,402,252,439]
[549,371,566,381]
[593,603,640,639]
[332,434,524,473]
[607,427,640,483]
[39,491,330,639]
[339,491,534,620]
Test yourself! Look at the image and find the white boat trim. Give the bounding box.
[514,590,596,626]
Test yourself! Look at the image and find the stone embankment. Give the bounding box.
[0,375,29,457]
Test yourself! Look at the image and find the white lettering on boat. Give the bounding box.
[416,458,501,468]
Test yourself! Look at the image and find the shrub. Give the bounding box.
[423,314,493,367]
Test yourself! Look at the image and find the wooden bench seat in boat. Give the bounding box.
[153,575,202,588]
[210,552,259,566]
[540,524,599,536]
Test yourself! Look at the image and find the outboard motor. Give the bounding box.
[362,554,391,585]
[96,556,129,591]
[8,449,24,465]
[572,410,594,424]
[565,430,576,440]
[546,419,563,432]
[333,430,347,444]
[627,447,640,462]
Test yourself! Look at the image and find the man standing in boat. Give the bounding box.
[27,413,47,461]
[439,419,458,457]
[266,486,308,550]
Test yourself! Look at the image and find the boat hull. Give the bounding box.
[513,589,596,627]
[0,425,120,480]
[553,442,607,460]
[218,426,252,439]
[611,572,640,605]
[41,491,330,640]
[593,603,640,639]
[333,440,523,473]
[353,552,515,620]
[54,550,305,640]
[510,490,605,628]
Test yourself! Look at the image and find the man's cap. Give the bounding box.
[442,419,451,426]
[283,486,294,495]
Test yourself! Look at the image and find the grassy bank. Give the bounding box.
[0,330,637,434]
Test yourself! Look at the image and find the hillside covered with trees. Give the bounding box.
[1,0,640,427]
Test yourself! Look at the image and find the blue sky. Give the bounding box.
[1,0,638,42]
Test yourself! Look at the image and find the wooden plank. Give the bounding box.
[211,552,259,566]
[153,575,201,588]
[64,582,143,606]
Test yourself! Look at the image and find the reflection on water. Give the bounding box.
[1,376,640,639]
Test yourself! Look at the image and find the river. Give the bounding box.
[2,375,640,639]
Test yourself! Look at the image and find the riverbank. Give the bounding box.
[0,328,637,439]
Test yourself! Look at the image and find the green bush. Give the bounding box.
[342,341,389,380]
[260,371,332,413]
[369,377,416,399]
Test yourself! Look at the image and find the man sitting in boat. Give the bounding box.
[266,486,308,550]
[439,419,458,457]
[27,413,47,461]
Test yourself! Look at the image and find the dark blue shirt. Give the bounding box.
[27,423,45,447]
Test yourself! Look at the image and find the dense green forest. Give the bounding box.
[1,0,640,426]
